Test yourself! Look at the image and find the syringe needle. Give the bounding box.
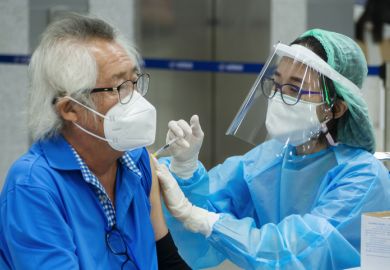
[152,137,181,158]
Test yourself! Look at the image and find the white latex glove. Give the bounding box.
[154,159,219,237]
[167,115,204,179]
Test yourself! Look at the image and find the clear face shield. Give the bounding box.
[227,43,361,152]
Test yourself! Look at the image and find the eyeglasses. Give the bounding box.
[106,225,139,270]
[91,73,150,104]
[261,77,321,105]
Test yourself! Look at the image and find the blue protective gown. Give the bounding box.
[0,135,157,270]
[161,140,390,270]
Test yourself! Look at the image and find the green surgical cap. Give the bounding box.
[301,29,376,153]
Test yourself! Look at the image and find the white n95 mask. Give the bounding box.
[265,94,323,146]
[65,91,156,151]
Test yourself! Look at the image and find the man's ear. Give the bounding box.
[55,99,79,122]
[333,100,348,119]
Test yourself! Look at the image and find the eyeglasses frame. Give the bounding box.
[261,76,322,106]
[105,225,139,270]
[90,73,150,104]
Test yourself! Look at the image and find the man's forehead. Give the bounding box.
[88,39,136,63]
[85,41,139,87]
[111,66,138,80]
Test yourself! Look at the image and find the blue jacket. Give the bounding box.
[161,141,390,270]
[0,135,157,269]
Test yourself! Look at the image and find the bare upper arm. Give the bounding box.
[148,152,168,240]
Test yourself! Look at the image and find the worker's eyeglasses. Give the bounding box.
[106,225,139,270]
[261,77,321,106]
[91,73,150,104]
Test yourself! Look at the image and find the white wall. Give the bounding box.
[271,0,307,46]
[0,0,29,188]
[89,0,135,42]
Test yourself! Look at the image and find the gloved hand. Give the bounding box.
[167,115,204,179]
[154,159,219,237]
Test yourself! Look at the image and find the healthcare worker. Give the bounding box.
[155,29,390,270]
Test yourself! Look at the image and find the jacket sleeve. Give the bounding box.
[1,184,79,270]
[156,231,191,270]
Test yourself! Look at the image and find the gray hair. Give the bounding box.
[28,13,141,140]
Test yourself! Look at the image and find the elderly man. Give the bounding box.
[0,13,189,270]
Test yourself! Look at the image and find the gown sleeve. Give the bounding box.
[159,145,387,269]
[206,155,388,270]
[160,153,250,268]
[159,145,262,268]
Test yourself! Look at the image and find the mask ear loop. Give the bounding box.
[321,119,338,146]
[320,76,338,147]
[59,96,114,143]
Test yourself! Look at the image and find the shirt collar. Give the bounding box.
[40,134,143,176]
[39,134,80,170]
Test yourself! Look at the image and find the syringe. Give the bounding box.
[152,137,181,158]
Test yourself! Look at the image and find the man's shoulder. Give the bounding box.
[2,142,62,195]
